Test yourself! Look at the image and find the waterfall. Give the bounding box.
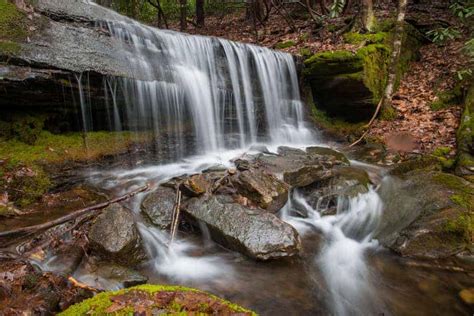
[73,4,313,160]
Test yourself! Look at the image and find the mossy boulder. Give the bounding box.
[303,22,422,125]
[60,284,256,315]
[455,84,474,181]
[375,171,473,259]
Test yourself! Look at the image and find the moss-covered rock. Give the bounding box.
[303,21,422,129]
[376,170,473,259]
[455,84,474,181]
[60,284,257,315]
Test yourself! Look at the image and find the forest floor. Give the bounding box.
[168,5,470,155]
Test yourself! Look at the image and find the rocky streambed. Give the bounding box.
[1,144,472,315]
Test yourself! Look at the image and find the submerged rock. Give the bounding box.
[74,259,148,291]
[88,204,145,265]
[231,169,289,213]
[183,195,301,260]
[141,186,176,229]
[375,171,473,259]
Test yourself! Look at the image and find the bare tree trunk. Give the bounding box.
[361,0,375,31]
[382,0,407,117]
[196,0,205,27]
[180,0,187,31]
[147,0,169,28]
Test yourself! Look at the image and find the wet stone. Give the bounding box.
[88,204,145,265]
[141,186,176,229]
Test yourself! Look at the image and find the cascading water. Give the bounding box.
[282,189,385,315]
[72,1,389,314]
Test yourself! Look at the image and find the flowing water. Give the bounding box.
[24,1,472,315]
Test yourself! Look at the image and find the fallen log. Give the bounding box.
[0,185,149,239]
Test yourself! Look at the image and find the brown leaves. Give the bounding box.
[370,40,466,154]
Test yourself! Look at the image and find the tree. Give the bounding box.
[146,0,169,28]
[361,0,375,31]
[382,0,408,117]
[180,0,187,31]
[196,0,205,27]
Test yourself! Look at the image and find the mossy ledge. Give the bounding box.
[302,22,422,137]
[60,284,257,316]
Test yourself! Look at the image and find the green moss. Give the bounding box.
[303,50,363,78]
[343,32,389,45]
[0,0,27,52]
[299,47,312,58]
[0,163,52,207]
[0,130,151,166]
[0,39,20,54]
[430,85,464,111]
[374,19,396,32]
[455,84,474,179]
[356,44,391,102]
[60,284,257,316]
[310,106,365,138]
[444,213,472,241]
[275,40,295,49]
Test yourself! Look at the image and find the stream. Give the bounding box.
[2,0,472,315]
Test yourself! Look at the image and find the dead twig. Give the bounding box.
[0,185,149,239]
[169,188,182,246]
[348,97,384,148]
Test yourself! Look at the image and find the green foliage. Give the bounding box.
[450,1,474,20]
[328,0,345,18]
[299,47,312,58]
[426,27,461,44]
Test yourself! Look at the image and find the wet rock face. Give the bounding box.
[375,171,473,259]
[256,146,350,188]
[297,166,371,216]
[88,204,145,265]
[184,195,301,260]
[232,169,289,213]
[141,186,176,229]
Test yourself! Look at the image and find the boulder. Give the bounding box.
[183,195,301,260]
[297,166,371,216]
[375,171,473,259]
[256,146,350,188]
[231,169,289,213]
[88,204,145,265]
[141,187,176,229]
[455,84,474,182]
